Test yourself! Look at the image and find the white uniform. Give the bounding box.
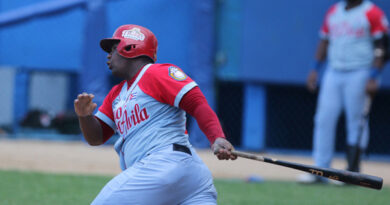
[313,0,388,168]
[93,63,217,205]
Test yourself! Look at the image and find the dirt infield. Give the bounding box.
[1,139,389,185]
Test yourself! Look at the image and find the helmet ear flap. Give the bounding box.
[124,45,136,51]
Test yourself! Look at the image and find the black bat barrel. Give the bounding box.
[263,157,383,190]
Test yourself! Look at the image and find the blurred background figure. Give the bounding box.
[299,0,389,184]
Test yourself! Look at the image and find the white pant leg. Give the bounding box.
[313,69,344,168]
[91,145,216,205]
[180,147,217,205]
[343,69,370,149]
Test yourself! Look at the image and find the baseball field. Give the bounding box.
[0,139,389,205]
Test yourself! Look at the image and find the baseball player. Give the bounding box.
[299,0,388,183]
[74,24,237,204]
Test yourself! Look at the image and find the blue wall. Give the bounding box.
[216,0,242,80]
[0,0,194,72]
[0,8,85,70]
[3,0,390,85]
[0,0,49,11]
[240,0,333,84]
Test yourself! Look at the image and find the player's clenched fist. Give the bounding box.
[212,137,237,160]
[74,92,97,117]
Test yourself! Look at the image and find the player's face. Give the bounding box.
[107,44,128,78]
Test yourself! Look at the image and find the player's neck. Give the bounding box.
[126,60,151,81]
[345,0,363,10]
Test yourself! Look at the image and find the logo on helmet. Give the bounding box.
[168,66,187,81]
[122,28,145,41]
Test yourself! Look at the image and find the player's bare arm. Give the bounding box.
[366,34,388,97]
[74,92,104,146]
[307,39,328,92]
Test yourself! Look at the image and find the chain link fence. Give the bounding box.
[216,80,390,156]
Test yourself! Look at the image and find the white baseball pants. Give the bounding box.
[91,144,217,205]
[313,68,370,168]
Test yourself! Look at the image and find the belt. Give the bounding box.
[173,143,192,155]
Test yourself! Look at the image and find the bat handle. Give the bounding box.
[231,150,265,162]
[363,97,372,116]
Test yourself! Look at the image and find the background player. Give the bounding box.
[299,0,389,183]
[74,24,236,204]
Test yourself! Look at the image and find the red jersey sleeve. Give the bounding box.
[138,64,198,107]
[366,5,389,38]
[179,86,225,144]
[320,4,337,39]
[95,81,125,131]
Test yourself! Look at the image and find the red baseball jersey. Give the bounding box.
[95,63,197,169]
[320,1,388,70]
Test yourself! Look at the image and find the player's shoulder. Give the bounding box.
[365,1,385,15]
[326,2,342,15]
[147,63,183,71]
[145,63,186,78]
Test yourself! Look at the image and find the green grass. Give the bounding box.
[0,170,389,205]
[0,170,110,205]
[215,180,390,205]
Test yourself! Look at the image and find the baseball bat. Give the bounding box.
[357,97,372,145]
[231,150,383,190]
[347,97,372,172]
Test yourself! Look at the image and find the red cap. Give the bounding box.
[100,24,158,62]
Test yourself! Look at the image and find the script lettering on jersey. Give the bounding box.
[329,23,365,38]
[115,104,149,134]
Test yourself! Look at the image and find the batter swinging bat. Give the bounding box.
[231,150,383,190]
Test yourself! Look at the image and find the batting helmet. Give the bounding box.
[100,24,158,62]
